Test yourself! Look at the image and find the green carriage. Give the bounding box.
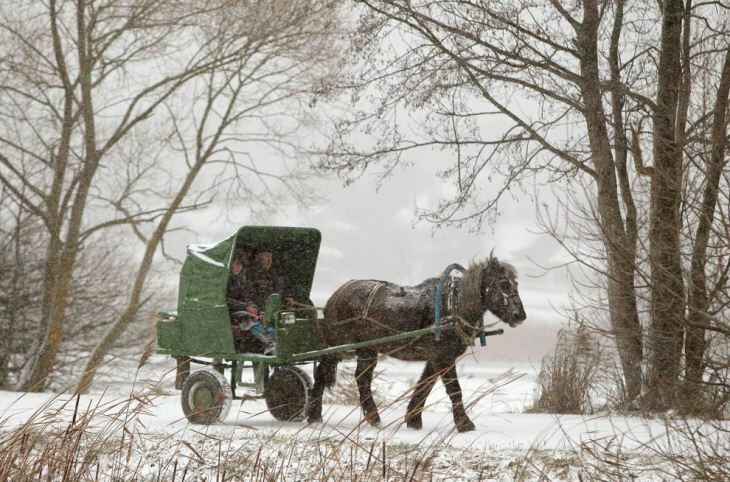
[157,225,505,425]
[157,225,327,424]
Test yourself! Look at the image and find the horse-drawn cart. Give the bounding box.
[157,226,510,426]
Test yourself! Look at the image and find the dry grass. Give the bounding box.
[578,417,730,482]
[0,363,527,481]
[677,371,730,420]
[529,324,602,414]
[323,364,385,407]
[0,390,156,481]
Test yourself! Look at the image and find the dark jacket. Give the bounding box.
[227,267,289,309]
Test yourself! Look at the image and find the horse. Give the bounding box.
[306,254,526,432]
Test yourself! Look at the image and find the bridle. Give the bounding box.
[482,265,521,328]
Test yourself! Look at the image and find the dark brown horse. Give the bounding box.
[306,254,526,432]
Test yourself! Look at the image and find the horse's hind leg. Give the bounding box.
[355,349,381,426]
[438,361,475,432]
[405,361,437,430]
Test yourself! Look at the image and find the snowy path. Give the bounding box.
[1,359,727,481]
[0,360,691,453]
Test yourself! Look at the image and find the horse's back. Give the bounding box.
[323,279,391,326]
[321,278,434,348]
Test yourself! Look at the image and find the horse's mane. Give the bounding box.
[502,262,518,279]
[458,255,515,323]
[459,258,488,323]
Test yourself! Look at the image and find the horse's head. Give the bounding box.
[481,254,526,328]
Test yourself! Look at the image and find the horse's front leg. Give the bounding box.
[307,356,336,423]
[355,349,381,426]
[405,361,437,430]
[438,362,475,432]
[307,380,325,423]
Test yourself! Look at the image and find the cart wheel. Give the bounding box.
[181,369,232,424]
[264,366,312,421]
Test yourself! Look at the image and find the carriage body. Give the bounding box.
[157,225,324,359]
[156,226,326,424]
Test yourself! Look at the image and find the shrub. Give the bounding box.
[530,323,602,414]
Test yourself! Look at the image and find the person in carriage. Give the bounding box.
[227,248,291,354]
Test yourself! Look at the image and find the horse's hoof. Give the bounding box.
[405,417,422,430]
[456,420,476,432]
[307,415,322,424]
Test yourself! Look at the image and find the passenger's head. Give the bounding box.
[255,250,273,271]
[231,249,248,275]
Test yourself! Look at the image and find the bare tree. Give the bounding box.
[685,47,730,391]
[0,0,342,391]
[76,0,345,393]
[0,191,43,387]
[318,1,730,409]
[644,0,686,409]
[0,188,154,389]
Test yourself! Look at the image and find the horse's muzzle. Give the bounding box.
[508,311,526,327]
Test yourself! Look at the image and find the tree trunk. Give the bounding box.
[685,46,730,389]
[578,0,643,401]
[27,291,67,391]
[22,234,65,391]
[23,1,101,391]
[19,0,79,392]
[646,0,686,410]
[0,217,23,387]
[76,65,249,392]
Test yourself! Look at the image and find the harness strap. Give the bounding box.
[434,263,466,341]
[434,283,443,338]
[313,280,387,346]
[362,281,385,320]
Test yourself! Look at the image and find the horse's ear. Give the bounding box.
[487,250,499,269]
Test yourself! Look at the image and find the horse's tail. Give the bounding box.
[315,355,339,388]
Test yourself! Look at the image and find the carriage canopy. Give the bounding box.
[160,226,321,356]
[178,226,322,308]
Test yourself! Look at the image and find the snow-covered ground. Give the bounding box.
[1,356,728,481]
